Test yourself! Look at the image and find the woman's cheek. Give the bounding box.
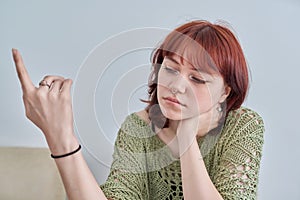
[191,90,214,114]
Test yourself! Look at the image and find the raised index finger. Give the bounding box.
[12,49,34,92]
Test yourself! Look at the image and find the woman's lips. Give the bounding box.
[163,97,185,106]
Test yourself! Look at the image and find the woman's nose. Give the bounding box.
[169,74,187,94]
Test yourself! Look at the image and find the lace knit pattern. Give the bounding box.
[100,107,265,200]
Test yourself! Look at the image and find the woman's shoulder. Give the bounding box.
[221,106,265,139]
[121,110,149,125]
[135,110,151,125]
[212,107,265,157]
[118,109,153,139]
[226,106,264,126]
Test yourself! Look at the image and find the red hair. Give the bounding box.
[144,20,249,129]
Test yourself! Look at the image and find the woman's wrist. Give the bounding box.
[179,138,197,156]
[177,127,197,157]
[51,144,81,159]
[45,132,79,156]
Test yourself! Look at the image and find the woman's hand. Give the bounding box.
[176,103,222,155]
[12,49,78,154]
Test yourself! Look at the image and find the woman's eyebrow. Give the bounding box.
[165,56,214,78]
[165,56,181,65]
[191,67,215,80]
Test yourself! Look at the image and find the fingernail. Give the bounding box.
[12,48,17,54]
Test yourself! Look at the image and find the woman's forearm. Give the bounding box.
[48,135,107,200]
[12,49,107,199]
[180,139,223,200]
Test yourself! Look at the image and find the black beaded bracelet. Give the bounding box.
[51,144,81,159]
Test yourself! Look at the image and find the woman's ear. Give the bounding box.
[219,85,231,103]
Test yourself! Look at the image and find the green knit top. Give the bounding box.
[100,107,264,200]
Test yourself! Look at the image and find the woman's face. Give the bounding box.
[157,55,230,121]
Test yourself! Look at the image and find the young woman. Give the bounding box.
[13,20,264,200]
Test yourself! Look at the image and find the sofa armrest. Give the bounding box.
[0,147,66,200]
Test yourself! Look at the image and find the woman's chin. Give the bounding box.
[162,109,203,121]
[159,103,198,121]
[161,109,187,121]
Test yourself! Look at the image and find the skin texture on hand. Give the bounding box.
[165,103,222,157]
[12,48,77,154]
[12,49,108,200]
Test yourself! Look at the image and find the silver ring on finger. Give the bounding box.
[39,80,51,89]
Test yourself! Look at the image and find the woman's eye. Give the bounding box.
[189,75,206,84]
[163,65,179,74]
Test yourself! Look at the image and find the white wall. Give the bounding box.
[1,0,299,199]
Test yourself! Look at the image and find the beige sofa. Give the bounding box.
[0,147,66,200]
